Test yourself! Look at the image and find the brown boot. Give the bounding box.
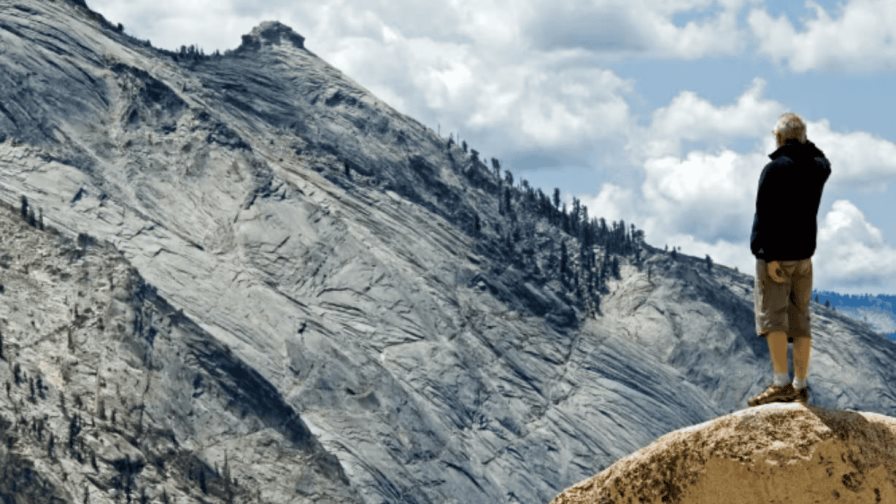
[793,385,809,405]
[747,383,797,407]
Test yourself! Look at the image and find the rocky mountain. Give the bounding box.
[815,290,896,341]
[1,1,896,502]
[551,403,896,503]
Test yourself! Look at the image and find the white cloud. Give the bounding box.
[748,0,896,72]
[814,200,896,293]
[641,149,764,242]
[582,183,639,224]
[525,0,749,59]
[809,120,896,189]
[644,78,780,157]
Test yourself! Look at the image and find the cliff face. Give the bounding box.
[1,1,896,502]
[552,404,896,504]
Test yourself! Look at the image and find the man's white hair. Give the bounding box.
[774,112,807,143]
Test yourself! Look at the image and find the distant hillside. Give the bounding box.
[814,290,896,341]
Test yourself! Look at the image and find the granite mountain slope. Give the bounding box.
[1,1,895,502]
[0,201,357,503]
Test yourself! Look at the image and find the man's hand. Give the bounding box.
[767,260,786,283]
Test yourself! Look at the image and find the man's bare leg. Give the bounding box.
[792,335,811,385]
[767,330,790,384]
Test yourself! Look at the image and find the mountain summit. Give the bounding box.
[239,21,306,50]
[1,0,896,502]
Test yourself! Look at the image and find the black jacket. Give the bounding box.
[750,139,832,261]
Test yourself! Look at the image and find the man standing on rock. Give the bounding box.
[747,112,831,407]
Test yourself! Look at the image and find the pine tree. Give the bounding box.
[552,188,561,210]
[223,450,234,503]
[559,241,568,283]
[503,188,512,218]
[199,466,208,494]
[705,254,713,271]
[561,202,569,233]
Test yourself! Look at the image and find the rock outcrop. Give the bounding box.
[552,403,896,504]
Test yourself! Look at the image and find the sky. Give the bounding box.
[86,0,896,294]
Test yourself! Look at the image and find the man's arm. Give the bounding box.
[820,157,832,183]
[751,162,780,259]
[751,162,789,282]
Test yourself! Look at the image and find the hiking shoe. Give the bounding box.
[747,383,797,407]
[793,386,809,405]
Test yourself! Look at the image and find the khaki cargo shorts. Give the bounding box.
[754,258,813,342]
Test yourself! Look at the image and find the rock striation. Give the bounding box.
[552,403,896,504]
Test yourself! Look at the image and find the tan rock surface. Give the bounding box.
[551,403,896,504]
